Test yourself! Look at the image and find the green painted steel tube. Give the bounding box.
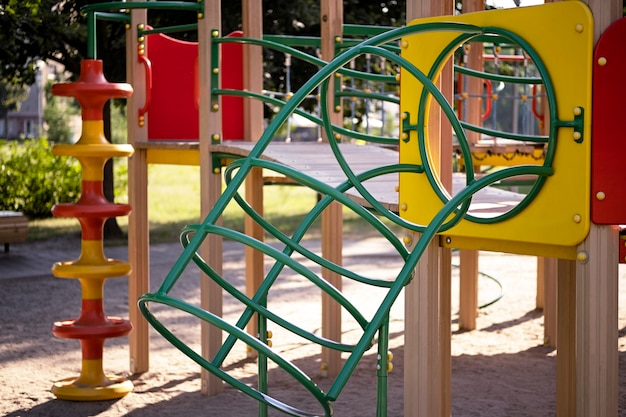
[83,1,203,58]
[136,17,579,416]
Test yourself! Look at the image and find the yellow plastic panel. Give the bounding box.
[399,2,593,259]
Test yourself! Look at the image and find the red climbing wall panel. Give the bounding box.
[146,31,244,141]
[591,17,626,224]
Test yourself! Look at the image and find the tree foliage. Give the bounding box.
[0,138,82,218]
[0,1,87,86]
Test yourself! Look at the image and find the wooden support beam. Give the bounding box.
[321,201,343,376]
[404,2,454,416]
[458,249,478,331]
[439,60,454,417]
[574,225,619,416]
[244,168,264,351]
[199,0,224,396]
[127,5,151,375]
[405,237,445,416]
[571,2,620,415]
[242,0,265,357]
[557,258,576,417]
[319,0,344,378]
[438,246,452,417]
[537,257,557,347]
[584,0,623,42]
[457,0,483,333]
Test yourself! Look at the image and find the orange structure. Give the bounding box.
[49,59,135,400]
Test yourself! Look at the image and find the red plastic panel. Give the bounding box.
[619,228,626,264]
[146,31,244,141]
[221,32,244,140]
[591,17,626,224]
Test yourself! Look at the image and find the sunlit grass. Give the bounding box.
[28,163,398,245]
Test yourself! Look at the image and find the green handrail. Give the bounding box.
[82,0,203,58]
[454,64,543,85]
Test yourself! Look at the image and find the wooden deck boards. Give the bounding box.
[212,141,525,217]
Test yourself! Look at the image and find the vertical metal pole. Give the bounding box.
[87,11,97,59]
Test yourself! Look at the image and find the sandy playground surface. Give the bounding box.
[1,235,626,416]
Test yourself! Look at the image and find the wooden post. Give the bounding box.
[438,54,454,417]
[458,250,478,330]
[404,1,454,416]
[126,4,151,375]
[199,0,224,396]
[404,237,444,416]
[457,0,482,332]
[319,0,344,378]
[556,258,576,417]
[570,1,620,415]
[242,0,265,356]
[537,257,557,347]
[574,225,619,416]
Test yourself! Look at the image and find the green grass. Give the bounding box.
[28,163,401,245]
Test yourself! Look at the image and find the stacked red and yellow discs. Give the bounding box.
[50,59,134,401]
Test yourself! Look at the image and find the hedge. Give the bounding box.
[0,138,82,218]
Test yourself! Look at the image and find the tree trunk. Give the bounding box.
[102,100,125,241]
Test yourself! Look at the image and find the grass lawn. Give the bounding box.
[27,162,399,245]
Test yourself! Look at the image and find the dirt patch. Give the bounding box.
[1,240,625,416]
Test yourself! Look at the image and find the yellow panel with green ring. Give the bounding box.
[398,1,593,259]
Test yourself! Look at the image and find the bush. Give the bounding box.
[0,138,81,218]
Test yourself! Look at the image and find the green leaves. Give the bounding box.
[0,138,81,218]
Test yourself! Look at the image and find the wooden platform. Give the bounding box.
[212,140,525,217]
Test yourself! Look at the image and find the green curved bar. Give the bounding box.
[138,293,332,417]
[82,1,203,14]
[94,11,130,24]
[212,88,399,146]
[137,16,573,417]
[84,1,203,58]
[217,35,397,84]
[222,158,420,257]
[177,225,373,353]
[139,23,200,37]
[459,121,549,143]
[336,89,399,105]
[455,64,543,85]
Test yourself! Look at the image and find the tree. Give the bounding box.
[0,1,89,86]
[0,0,128,237]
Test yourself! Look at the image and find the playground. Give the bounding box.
[1,0,625,415]
[2,235,626,416]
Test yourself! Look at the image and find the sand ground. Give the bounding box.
[1,235,625,416]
